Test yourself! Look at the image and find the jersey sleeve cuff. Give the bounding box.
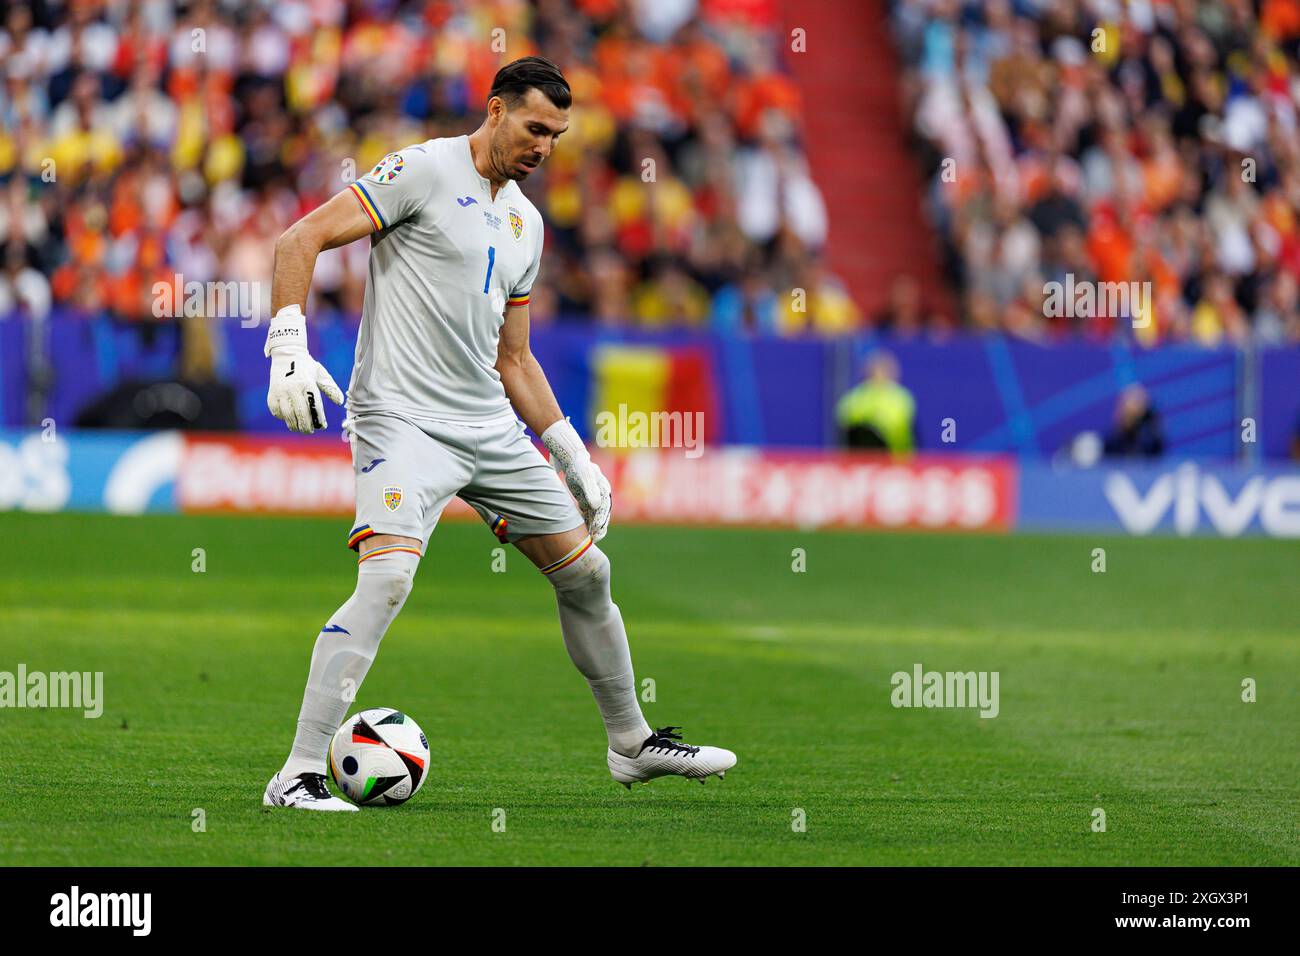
[349,181,387,230]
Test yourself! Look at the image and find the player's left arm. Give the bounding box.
[496,301,563,436]
[497,302,612,541]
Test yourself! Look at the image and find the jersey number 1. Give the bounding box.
[483,246,496,294]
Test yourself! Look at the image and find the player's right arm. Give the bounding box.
[266,147,434,434]
[264,190,377,434]
[271,188,376,316]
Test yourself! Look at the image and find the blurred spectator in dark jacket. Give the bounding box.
[1104,384,1165,459]
[874,273,925,337]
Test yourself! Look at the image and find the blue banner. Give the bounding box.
[2,313,1297,462]
[1019,459,1300,537]
[0,427,179,515]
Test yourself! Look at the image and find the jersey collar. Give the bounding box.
[461,134,513,204]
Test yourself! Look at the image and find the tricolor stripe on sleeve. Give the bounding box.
[507,291,530,308]
[349,181,387,230]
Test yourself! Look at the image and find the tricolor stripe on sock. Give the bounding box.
[359,545,422,563]
[349,181,386,230]
[540,535,593,575]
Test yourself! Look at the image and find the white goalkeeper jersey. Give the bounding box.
[344,135,543,424]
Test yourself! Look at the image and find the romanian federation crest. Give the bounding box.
[383,485,403,512]
[371,152,404,182]
[508,207,524,241]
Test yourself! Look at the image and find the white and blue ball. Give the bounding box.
[329,707,430,806]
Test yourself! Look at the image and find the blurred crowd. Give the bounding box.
[0,0,841,335]
[895,0,1300,344]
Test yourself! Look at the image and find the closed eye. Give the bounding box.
[529,124,565,142]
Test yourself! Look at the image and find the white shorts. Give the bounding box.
[344,411,583,553]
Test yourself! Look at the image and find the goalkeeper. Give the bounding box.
[261,57,735,810]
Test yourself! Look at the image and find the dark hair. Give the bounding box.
[488,56,571,110]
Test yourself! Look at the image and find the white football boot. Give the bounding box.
[263,771,358,811]
[608,726,737,788]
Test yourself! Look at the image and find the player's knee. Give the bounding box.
[583,545,611,590]
[375,570,414,610]
[357,552,418,610]
[548,543,610,595]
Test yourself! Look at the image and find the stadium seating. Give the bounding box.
[0,0,840,334]
[893,0,1300,345]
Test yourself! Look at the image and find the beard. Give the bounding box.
[491,134,529,181]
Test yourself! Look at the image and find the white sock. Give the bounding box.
[281,548,420,777]
[546,540,652,756]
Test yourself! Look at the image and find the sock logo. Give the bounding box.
[320,624,350,635]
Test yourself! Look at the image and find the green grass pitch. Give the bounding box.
[0,511,1295,866]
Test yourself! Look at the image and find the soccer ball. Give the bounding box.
[328,707,430,806]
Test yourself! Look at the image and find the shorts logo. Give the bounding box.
[383,485,403,512]
[371,153,404,182]
[508,207,524,241]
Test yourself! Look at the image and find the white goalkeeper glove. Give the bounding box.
[264,304,344,434]
[542,418,612,543]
